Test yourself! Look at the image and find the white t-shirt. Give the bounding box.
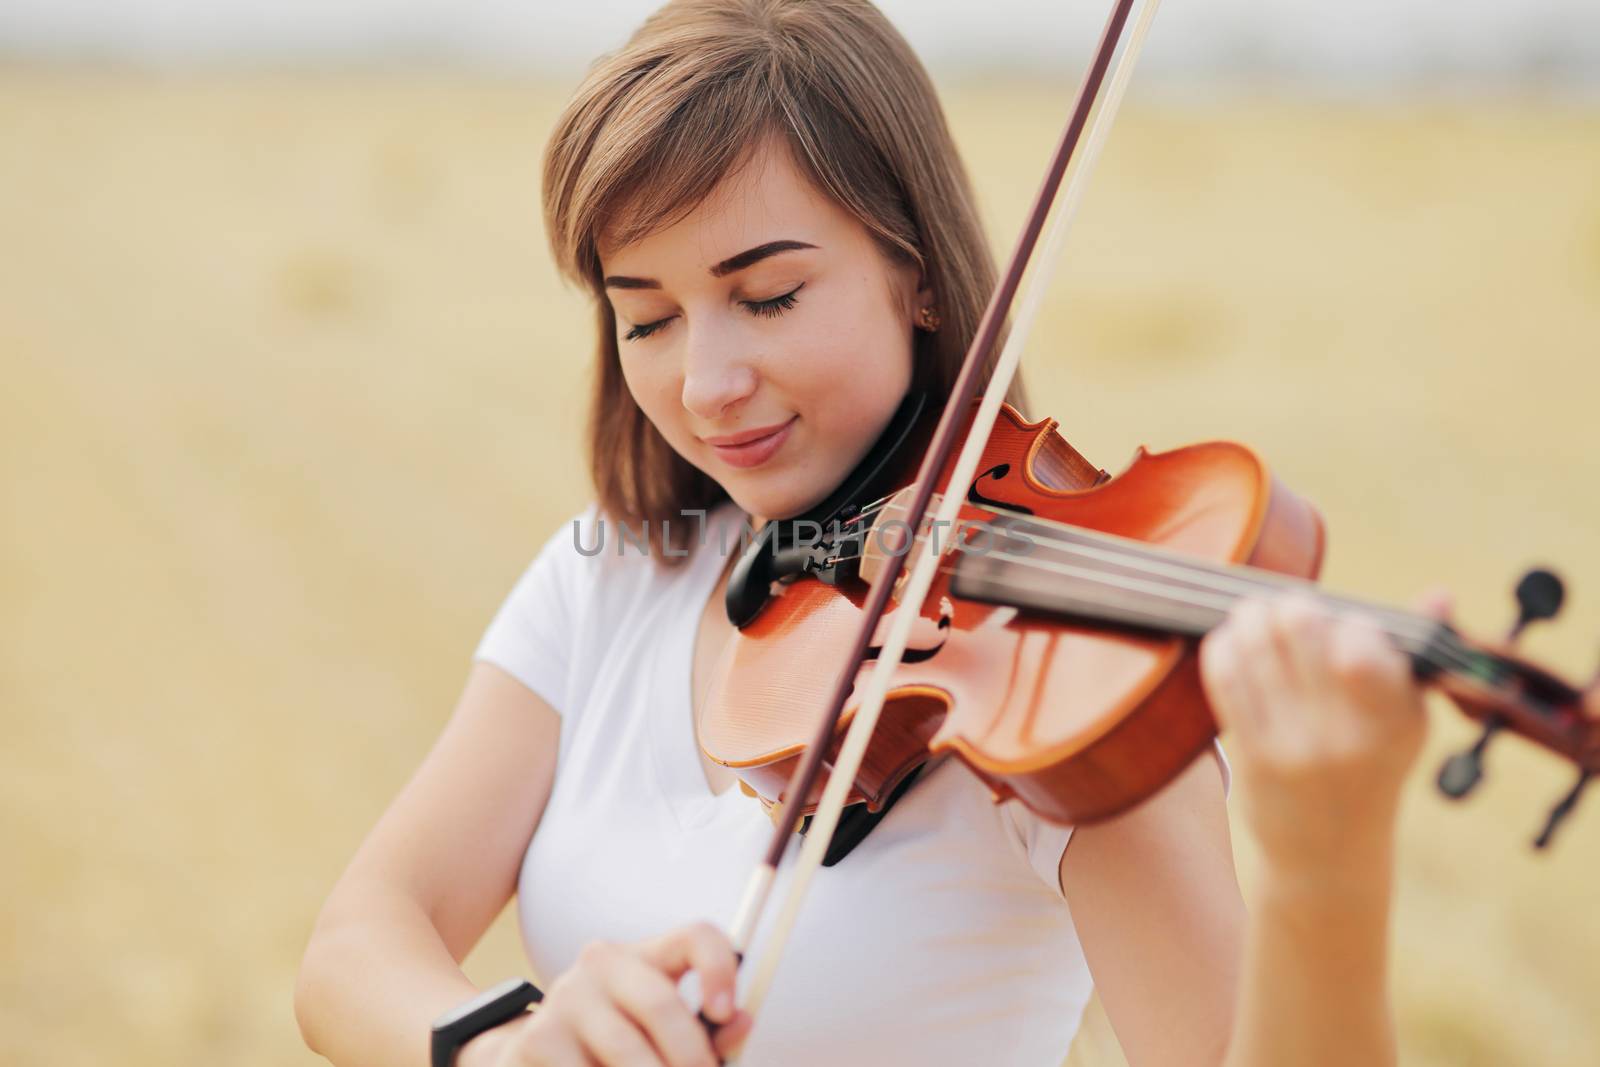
[473,501,1229,1067]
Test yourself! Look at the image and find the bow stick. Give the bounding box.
[720,0,1165,1048]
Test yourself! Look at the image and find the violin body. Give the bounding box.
[699,402,1327,825]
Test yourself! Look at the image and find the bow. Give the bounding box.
[720,0,1167,1047]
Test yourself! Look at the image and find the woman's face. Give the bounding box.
[599,136,927,523]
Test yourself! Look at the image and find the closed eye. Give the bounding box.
[620,284,805,343]
[742,283,804,318]
[623,315,675,342]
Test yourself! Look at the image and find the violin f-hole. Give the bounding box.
[968,463,1034,515]
[864,605,952,666]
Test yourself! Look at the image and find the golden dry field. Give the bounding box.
[2,70,1597,1066]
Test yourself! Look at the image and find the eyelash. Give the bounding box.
[746,284,803,319]
[622,284,805,342]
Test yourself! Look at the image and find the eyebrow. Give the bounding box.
[603,239,818,290]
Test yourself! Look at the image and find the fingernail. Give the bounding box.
[711,991,733,1019]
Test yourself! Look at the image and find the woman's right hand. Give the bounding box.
[462,923,752,1067]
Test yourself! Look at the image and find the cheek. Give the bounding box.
[767,277,912,502]
[618,354,682,434]
[781,274,911,397]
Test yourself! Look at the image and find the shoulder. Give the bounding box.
[527,500,751,637]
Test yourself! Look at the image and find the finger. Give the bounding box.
[1326,610,1413,711]
[1226,597,1296,736]
[606,956,719,1067]
[1238,596,1323,754]
[1200,600,1269,738]
[1266,590,1333,696]
[1199,616,1245,734]
[638,923,739,1025]
[711,1010,754,1063]
[572,1003,664,1067]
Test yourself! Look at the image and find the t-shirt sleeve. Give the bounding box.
[1001,737,1233,899]
[471,504,600,717]
[999,799,1076,900]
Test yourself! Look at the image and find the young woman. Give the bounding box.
[295,3,1437,1065]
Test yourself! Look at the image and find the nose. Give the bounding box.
[679,319,759,421]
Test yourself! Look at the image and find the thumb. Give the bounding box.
[712,1009,755,1062]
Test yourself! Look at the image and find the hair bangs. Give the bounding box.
[552,45,794,289]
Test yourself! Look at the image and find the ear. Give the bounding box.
[912,267,935,312]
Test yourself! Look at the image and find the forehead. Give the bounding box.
[598,137,860,273]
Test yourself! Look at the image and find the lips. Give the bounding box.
[702,416,796,469]
[700,420,795,446]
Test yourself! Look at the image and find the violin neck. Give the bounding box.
[947,511,1457,670]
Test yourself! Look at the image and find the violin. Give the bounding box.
[701,393,1600,836]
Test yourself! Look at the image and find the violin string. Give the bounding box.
[987,517,1439,639]
[951,542,1487,679]
[880,525,1494,688]
[842,492,1322,605]
[839,500,1433,637]
[833,500,1542,714]
[841,507,1497,683]
[974,529,1481,675]
[840,491,1524,699]
[955,551,1555,717]
[835,500,1559,729]
[842,495,1390,624]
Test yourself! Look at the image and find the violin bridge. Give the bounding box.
[858,487,960,596]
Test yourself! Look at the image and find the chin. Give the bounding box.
[722,477,832,525]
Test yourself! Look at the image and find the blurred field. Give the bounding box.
[1,69,1597,1066]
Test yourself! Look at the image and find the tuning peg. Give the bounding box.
[1436,570,1567,805]
[1533,770,1592,850]
[1509,567,1564,640]
[1437,719,1504,799]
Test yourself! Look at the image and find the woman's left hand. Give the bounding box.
[1198,589,1448,880]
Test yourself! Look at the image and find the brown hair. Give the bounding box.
[542,0,1030,563]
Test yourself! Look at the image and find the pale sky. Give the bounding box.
[1,0,1597,87]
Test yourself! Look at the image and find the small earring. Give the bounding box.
[915,305,941,332]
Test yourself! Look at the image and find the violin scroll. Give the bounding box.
[1433,566,1600,849]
